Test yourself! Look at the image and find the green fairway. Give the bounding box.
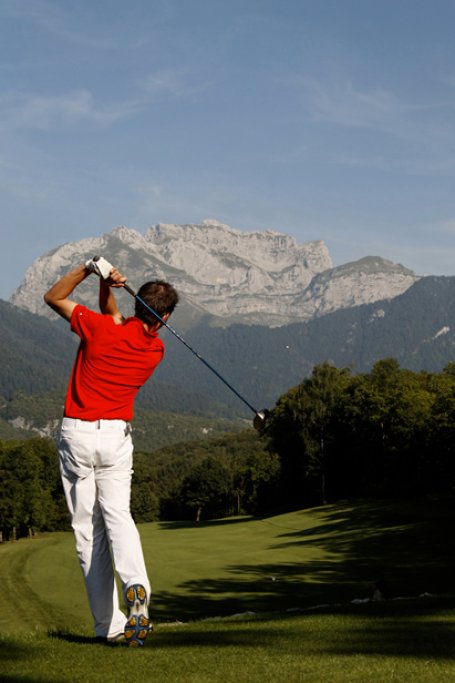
[1,497,455,681]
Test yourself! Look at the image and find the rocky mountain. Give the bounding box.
[10,220,418,327]
[155,275,455,413]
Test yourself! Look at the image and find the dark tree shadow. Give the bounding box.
[152,497,455,621]
[152,597,455,660]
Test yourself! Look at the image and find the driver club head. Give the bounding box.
[253,409,270,431]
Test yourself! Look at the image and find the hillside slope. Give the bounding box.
[2,275,455,423]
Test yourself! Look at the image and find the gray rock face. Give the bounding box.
[10,220,418,326]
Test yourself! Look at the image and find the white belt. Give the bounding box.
[62,417,130,431]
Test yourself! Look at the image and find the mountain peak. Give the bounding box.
[202,218,232,229]
[10,220,418,326]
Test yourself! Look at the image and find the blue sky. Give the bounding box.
[2,0,455,300]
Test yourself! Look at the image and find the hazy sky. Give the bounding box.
[2,0,455,300]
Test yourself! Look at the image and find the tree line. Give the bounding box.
[266,359,455,508]
[1,359,455,538]
[0,431,278,539]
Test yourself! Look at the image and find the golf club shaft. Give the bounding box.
[123,283,260,416]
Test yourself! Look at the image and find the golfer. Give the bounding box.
[44,258,178,646]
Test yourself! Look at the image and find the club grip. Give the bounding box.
[123,283,137,297]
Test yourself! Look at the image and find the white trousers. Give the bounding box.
[58,417,151,638]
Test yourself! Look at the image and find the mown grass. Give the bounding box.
[1,497,455,682]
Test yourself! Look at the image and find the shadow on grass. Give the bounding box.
[152,597,455,660]
[153,497,455,621]
[270,497,455,597]
[0,678,41,682]
[0,640,30,661]
[0,639,48,683]
[48,630,104,645]
[1,600,455,667]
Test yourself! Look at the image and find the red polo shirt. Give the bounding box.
[64,304,165,421]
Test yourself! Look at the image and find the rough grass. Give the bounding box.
[1,497,455,682]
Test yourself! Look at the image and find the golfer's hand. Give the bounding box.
[105,268,127,288]
[85,256,114,279]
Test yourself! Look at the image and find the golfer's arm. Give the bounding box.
[43,264,89,321]
[99,280,124,324]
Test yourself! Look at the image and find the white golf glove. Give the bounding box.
[85,256,114,280]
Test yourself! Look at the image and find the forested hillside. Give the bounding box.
[2,275,455,434]
[155,275,455,412]
[0,299,237,431]
[0,300,75,399]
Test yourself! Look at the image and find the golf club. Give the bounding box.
[122,282,269,430]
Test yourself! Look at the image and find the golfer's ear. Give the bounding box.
[162,312,170,322]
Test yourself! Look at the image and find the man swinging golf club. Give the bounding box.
[44,257,179,646]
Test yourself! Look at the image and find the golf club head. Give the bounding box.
[253,409,269,431]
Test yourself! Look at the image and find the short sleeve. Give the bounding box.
[70,304,104,341]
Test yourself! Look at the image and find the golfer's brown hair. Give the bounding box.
[134,280,179,326]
